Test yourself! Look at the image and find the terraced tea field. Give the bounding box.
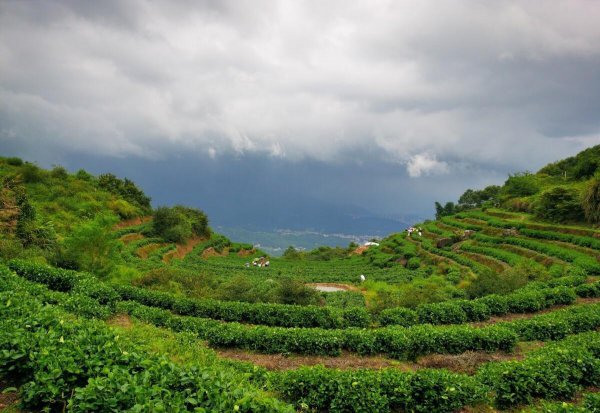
[2,254,600,412]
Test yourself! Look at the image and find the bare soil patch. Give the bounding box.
[417,351,523,375]
[200,246,229,259]
[461,251,509,273]
[469,297,600,327]
[136,243,167,259]
[114,215,152,229]
[217,346,537,374]
[107,314,134,329]
[163,236,207,263]
[120,233,144,244]
[306,283,361,292]
[237,248,256,257]
[351,245,370,255]
[0,381,20,410]
[217,349,415,371]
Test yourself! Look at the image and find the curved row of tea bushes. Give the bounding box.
[118,300,517,358]
[0,289,294,412]
[472,233,600,274]
[417,239,489,274]
[114,284,371,329]
[272,331,600,413]
[274,366,486,413]
[575,280,600,298]
[478,331,600,409]
[7,260,121,307]
[0,265,113,319]
[459,242,524,266]
[116,300,344,356]
[522,393,600,412]
[499,303,600,341]
[7,260,371,329]
[120,296,600,359]
[378,283,582,327]
[456,211,600,250]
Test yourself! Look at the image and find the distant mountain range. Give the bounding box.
[204,195,415,237]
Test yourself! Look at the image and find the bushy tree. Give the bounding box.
[466,262,546,298]
[276,277,319,305]
[50,165,69,180]
[583,179,600,223]
[98,173,151,212]
[60,214,121,277]
[75,169,93,181]
[20,162,45,183]
[6,157,23,166]
[538,145,600,180]
[458,185,501,208]
[435,201,456,219]
[283,246,302,260]
[15,190,56,249]
[535,186,584,223]
[152,205,209,243]
[503,172,539,197]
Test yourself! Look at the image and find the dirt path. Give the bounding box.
[306,283,361,292]
[217,349,416,371]
[461,251,510,273]
[114,215,152,230]
[120,233,145,244]
[0,380,20,410]
[216,346,530,374]
[350,245,370,255]
[469,297,600,327]
[163,237,207,263]
[107,314,135,329]
[136,242,167,259]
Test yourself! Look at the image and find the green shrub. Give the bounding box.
[478,332,600,409]
[6,156,24,166]
[535,186,585,223]
[152,205,209,243]
[575,281,600,298]
[378,307,419,327]
[407,256,421,269]
[583,178,600,223]
[416,301,468,325]
[0,289,292,412]
[276,366,486,413]
[503,172,540,197]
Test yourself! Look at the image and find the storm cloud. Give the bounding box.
[1,1,600,226]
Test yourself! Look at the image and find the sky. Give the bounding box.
[1,0,600,234]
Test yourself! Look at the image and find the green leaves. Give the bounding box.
[0,289,293,413]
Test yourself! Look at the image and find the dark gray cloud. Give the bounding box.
[1,0,600,223]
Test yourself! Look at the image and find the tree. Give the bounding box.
[283,246,302,260]
[458,189,478,207]
[15,189,56,249]
[98,173,151,212]
[503,172,539,197]
[583,179,600,223]
[60,214,120,277]
[152,206,209,243]
[535,186,584,223]
[434,201,456,219]
[276,277,319,305]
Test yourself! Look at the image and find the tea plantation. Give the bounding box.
[1,147,600,412]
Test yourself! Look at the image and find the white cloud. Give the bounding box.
[406,153,449,178]
[0,0,599,172]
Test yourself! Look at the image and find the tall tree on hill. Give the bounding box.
[583,179,600,223]
[434,201,455,220]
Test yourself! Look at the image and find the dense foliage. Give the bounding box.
[152,205,209,243]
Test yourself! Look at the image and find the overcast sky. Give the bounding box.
[1,0,600,229]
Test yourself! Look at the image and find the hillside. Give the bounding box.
[1,148,600,412]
